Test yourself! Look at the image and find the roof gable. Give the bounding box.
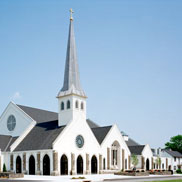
[91,126,112,144]
[128,145,145,155]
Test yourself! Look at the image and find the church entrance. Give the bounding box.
[61,155,68,175]
[16,156,22,173]
[43,154,50,175]
[146,158,150,171]
[77,155,83,174]
[91,156,97,174]
[29,155,35,175]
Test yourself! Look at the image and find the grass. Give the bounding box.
[71,176,86,179]
[145,180,182,182]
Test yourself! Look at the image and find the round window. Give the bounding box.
[76,135,84,148]
[7,115,16,131]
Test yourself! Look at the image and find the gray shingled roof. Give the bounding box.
[0,135,18,152]
[87,119,100,128]
[14,120,65,151]
[126,138,140,146]
[57,19,86,98]
[13,105,110,151]
[164,149,182,158]
[91,126,112,144]
[17,105,58,123]
[17,105,98,128]
[128,145,145,155]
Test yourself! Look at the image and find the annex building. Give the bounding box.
[0,11,182,176]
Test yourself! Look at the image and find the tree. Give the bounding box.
[131,154,139,169]
[165,135,182,153]
[3,163,7,172]
[155,157,161,169]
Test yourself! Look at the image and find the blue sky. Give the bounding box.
[0,0,181,148]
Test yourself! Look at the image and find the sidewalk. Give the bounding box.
[18,174,182,182]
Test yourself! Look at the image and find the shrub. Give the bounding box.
[79,177,85,179]
[176,169,182,174]
[3,164,7,172]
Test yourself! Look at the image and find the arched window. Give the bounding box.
[61,102,64,110]
[75,100,79,109]
[111,141,120,168]
[81,102,84,110]
[67,100,70,109]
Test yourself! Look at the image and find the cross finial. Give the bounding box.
[70,8,74,21]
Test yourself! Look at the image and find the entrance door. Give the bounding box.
[146,158,150,171]
[16,156,22,173]
[61,155,68,175]
[77,155,83,174]
[43,155,50,175]
[91,156,97,174]
[29,155,35,175]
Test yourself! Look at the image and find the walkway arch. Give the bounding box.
[146,158,150,171]
[60,155,68,175]
[43,154,50,175]
[29,155,35,175]
[16,156,22,173]
[77,155,83,174]
[91,155,97,174]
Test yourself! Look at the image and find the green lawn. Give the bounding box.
[146,180,182,182]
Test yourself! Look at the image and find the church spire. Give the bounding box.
[57,9,86,98]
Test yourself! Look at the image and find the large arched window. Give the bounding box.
[75,100,79,109]
[81,102,84,110]
[61,102,64,110]
[111,141,120,169]
[67,100,71,109]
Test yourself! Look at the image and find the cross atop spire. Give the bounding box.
[70,8,74,21]
[57,11,86,98]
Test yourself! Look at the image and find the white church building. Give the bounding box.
[0,11,181,176]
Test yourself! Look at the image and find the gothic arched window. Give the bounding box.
[75,100,79,109]
[61,102,64,110]
[67,100,71,109]
[81,102,84,110]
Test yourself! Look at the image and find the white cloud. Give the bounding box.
[11,92,22,101]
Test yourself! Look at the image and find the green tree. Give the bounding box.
[165,135,182,153]
[155,157,161,169]
[131,154,139,168]
[3,163,7,172]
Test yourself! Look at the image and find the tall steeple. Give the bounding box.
[57,9,87,127]
[57,9,86,98]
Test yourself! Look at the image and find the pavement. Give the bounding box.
[0,174,182,182]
